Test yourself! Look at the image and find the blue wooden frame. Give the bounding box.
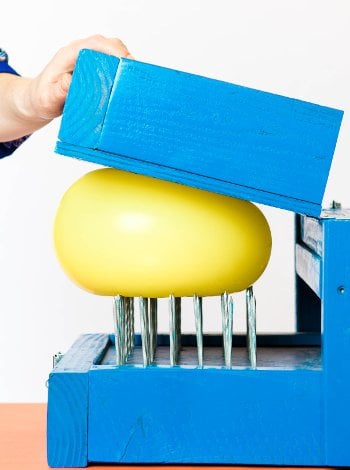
[47,210,350,467]
[55,49,343,217]
[48,50,349,466]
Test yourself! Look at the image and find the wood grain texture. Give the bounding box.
[47,372,88,467]
[88,367,322,465]
[5,404,320,470]
[53,333,110,372]
[58,49,119,148]
[56,50,343,216]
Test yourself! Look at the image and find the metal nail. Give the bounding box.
[139,296,151,366]
[149,298,158,363]
[246,286,257,369]
[124,297,130,358]
[129,297,135,353]
[221,292,232,368]
[113,295,125,366]
[125,297,134,357]
[193,295,203,368]
[169,295,181,366]
[221,293,226,356]
[228,294,234,365]
[175,297,181,359]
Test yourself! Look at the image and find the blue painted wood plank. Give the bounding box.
[47,334,110,467]
[295,243,322,296]
[47,372,89,467]
[88,366,322,465]
[299,214,324,256]
[322,217,350,465]
[56,50,343,216]
[52,333,110,372]
[58,49,120,149]
[98,59,341,205]
[56,140,322,216]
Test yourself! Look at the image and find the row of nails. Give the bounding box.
[113,286,256,369]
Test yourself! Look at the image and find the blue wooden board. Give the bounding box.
[321,216,350,465]
[56,49,343,217]
[88,366,322,465]
[47,334,322,467]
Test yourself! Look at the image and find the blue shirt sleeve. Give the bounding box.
[0,49,29,159]
[0,60,19,75]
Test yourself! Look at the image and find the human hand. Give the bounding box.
[23,35,133,122]
[0,35,132,141]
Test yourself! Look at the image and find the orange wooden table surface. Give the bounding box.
[0,403,332,470]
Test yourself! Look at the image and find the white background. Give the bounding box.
[0,0,349,401]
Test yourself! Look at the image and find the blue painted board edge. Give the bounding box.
[58,49,120,149]
[55,141,321,216]
[47,334,110,467]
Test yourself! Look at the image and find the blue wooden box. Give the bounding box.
[48,50,349,467]
[56,50,343,217]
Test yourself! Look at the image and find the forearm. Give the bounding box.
[0,73,49,142]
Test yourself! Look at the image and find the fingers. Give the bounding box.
[60,72,72,94]
[70,34,132,61]
[29,35,133,122]
[43,72,72,119]
[48,35,133,76]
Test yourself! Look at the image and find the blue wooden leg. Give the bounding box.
[47,334,110,467]
[47,372,88,467]
[322,216,350,465]
[295,212,350,466]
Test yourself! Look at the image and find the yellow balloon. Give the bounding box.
[53,169,272,297]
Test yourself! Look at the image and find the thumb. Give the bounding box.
[59,72,72,96]
[45,72,72,119]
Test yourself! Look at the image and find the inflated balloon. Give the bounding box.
[53,168,272,297]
